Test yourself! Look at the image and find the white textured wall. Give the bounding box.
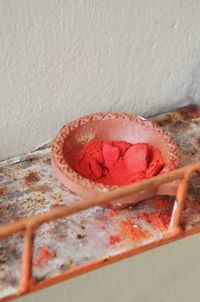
[1,0,200,160]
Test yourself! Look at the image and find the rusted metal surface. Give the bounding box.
[0,105,200,301]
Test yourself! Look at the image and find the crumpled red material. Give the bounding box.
[74,140,164,186]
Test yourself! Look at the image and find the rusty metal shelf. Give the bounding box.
[0,105,200,301]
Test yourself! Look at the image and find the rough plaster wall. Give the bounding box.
[1,0,200,159]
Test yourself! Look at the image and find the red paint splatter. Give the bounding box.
[24,171,40,186]
[0,186,6,196]
[138,212,171,231]
[33,246,55,267]
[109,235,121,245]
[24,178,32,185]
[120,218,149,241]
[40,246,55,260]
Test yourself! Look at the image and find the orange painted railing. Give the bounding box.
[0,162,200,302]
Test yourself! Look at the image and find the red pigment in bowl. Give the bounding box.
[74,140,164,186]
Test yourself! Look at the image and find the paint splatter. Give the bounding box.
[33,246,55,267]
[24,171,40,185]
[138,212,171,231]
[109,235,121,245]
[0,186,6,196]
[120,219,149,241]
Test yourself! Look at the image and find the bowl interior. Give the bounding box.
[63,117,175,171]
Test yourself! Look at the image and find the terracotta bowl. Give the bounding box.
[51,112,179,209]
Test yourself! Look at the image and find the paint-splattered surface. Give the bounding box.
[0,105,200,298]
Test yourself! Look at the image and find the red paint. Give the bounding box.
[24,171,40,185]
[0,186,6,196]
[120,218,149,241]
[74,140,164,186]
[33,246,55,267]
[109,235,121,245]
[138,212,170,231]
[24,178,32,185]
[39,246,54,260]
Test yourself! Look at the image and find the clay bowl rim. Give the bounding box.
[51,112,180,192]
